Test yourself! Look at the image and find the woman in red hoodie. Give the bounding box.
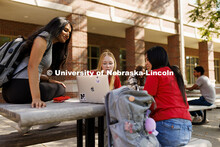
[144,46,192,146]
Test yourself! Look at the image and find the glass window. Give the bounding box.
[189,0,200,6]
[91,59,98,70]
[91,46,100,57]
[119,49,126,85]
[87,45,100,70]
[120,49,126,60]
[217,0,220,11]
[214,59,220,84]
[186,56,199,84]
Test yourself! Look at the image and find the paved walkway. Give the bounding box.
[191,108,220,147]
[0,115,99,147]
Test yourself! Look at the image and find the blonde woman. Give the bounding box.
[93,50,121,90]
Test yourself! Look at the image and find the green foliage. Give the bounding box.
[188,0,220,41]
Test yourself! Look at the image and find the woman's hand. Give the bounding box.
[49,79,66,88]
[31,99,46,108]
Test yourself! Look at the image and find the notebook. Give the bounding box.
[76,75,110,103]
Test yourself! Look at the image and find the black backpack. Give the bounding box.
[0,37,25,87]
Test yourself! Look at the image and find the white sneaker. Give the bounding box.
[38,122,60,130]
[192,116,202,123]
[205,119,209,124]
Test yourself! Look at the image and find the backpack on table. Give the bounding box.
[105,86,159,147]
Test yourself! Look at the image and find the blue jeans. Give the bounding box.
[188,96,212,117]
[156,119,192,147]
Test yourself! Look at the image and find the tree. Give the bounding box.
[188,0,220,40]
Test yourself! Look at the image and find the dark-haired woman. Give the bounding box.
[143,46,192,146]
[2,17,72,109]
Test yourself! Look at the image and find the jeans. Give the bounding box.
[156,119,192,147]
[188,96,212,117]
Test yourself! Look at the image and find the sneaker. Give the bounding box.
[192,116,202,123]
[38,122,60,130]
[205,119,209,123]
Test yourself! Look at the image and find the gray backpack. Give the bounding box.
[105,86,159,147]
[0,37,49,87]
[0,37,25,87]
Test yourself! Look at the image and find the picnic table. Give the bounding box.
[0,99,105,147]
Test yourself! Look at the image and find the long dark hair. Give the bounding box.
[145,46,187,105]
[20,17,73,71]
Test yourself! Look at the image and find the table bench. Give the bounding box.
[185,137,212,147]
[189,104,216,125]
[0,99,105,147]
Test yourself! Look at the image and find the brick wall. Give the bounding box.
[214,52,220,59]
[0,19,40,37]
[145,42,168,52]
[185,48,199,57]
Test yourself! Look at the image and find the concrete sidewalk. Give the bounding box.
[190,108,220,147]
[1,109,220,147]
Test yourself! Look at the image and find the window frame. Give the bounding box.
[185,56,199,85]
[87,45,101,70]
[214,58,220,84]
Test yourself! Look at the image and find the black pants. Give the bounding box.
[2,79,65,104]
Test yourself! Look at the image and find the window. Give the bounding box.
[87,45,100,70]
[119,49,126,85]
[217,0,220,11]
[189,0,200,6]
[186,56,199,84]
[214,59,220,84]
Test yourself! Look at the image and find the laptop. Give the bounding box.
[76,75,110,103]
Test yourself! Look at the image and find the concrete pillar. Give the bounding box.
[65,14,88,97]
[199,41,215,84]
[125,26,145,71]
[168,34,187,83]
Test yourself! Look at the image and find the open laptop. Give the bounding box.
[76,75,110,103]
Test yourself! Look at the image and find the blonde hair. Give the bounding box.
[97,49,117,90]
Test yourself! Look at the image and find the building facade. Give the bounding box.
[0,0,220,99]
